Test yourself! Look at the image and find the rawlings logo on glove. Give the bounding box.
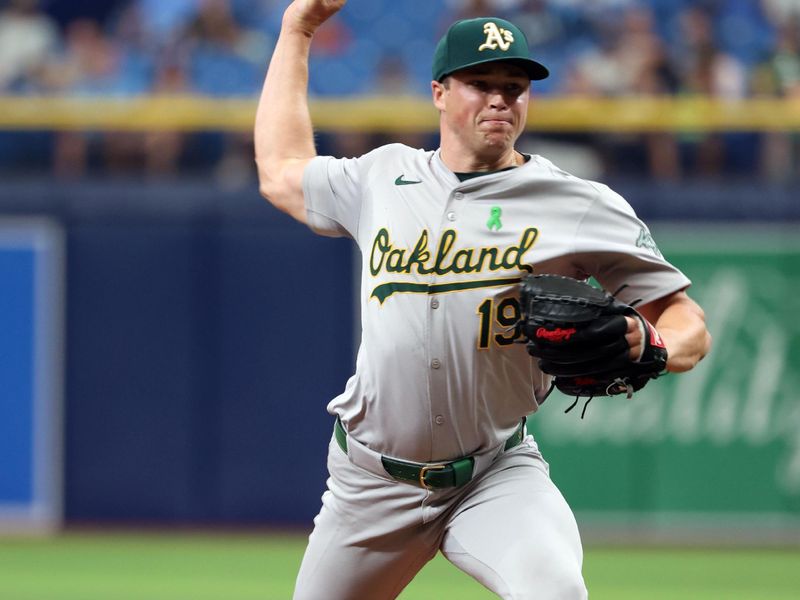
[536,327,577,342]
[518,274,668,415]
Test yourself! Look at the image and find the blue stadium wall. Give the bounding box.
[1,180,355,526]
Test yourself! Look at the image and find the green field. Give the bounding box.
[0,532,798,599]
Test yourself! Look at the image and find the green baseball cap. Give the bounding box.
[432,17,549,82]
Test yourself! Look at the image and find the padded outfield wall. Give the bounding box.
[0,180,798,542]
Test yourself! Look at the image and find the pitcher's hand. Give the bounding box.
[625,316,643,361]
[285,0,347,36]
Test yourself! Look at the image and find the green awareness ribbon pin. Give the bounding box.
[487,206,502,231]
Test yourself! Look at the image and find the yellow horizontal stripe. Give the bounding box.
[0,95,799,132]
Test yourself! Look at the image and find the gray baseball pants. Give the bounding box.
[293,434,587,600]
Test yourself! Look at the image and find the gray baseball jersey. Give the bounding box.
[303,143,690,464]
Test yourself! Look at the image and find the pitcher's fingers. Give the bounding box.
[625,316,646,361]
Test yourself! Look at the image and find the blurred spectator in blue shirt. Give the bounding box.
[46,19,125,95]
[184,0,268,96]
[135,0,199,48]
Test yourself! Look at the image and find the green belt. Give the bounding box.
[334,417,526,490]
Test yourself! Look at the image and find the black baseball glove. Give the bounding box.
[518,274,668,409]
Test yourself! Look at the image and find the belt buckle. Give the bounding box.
[418,464,446,489]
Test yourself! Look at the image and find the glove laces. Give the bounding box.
[564,395,594,419]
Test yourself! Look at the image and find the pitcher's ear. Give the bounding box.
[432,79,447,110]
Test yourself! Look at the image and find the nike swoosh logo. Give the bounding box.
[395,175,422,186]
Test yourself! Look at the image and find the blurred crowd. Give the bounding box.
[0,0,798,181]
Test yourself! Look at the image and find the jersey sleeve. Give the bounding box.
[571,183,691,306]
[302,154,365,239]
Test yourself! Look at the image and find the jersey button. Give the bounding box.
[454,192,464,200]
[435,415,445,425]
[431,358,441,369]
[446,211,456,221]
[431,298,440,309]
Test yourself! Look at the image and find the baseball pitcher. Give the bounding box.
[255,2,712,598]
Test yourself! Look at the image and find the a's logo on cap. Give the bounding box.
[478,22,514,52]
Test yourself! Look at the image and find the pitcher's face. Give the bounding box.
[433,63,530,159]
